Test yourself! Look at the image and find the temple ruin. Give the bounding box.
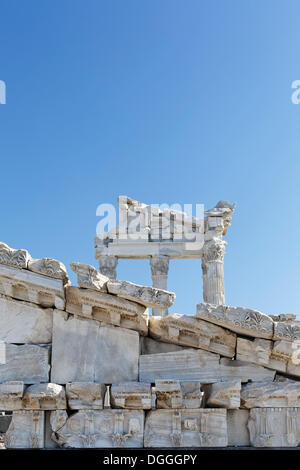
[0,196,300,448]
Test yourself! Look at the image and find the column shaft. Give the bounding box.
[150,256,169,316]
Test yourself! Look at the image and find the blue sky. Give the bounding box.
[1,0,300,316]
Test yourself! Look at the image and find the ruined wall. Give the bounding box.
[1,241,300,448]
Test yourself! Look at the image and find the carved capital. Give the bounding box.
[98,256,118,280]
[0,242,30,269]
[202,238,226,264]
[150,256,169,277]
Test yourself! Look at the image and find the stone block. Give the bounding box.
[196,303,274,339]
[51,310,139,384]
[0,242,30,269]
[181,382,203,409]
[28,257,69,283]
[0,295,52,344]
[236,337,300,378]
[273,320,300,342]
[139,350,275,383]
[65,286,148,335]
[0,382,66,411]
[4,410,45,448]
[248,408,300,447]
[227,409,250,447]
[0,344,50,384]
[144,409,227,447]
[107,280,175,309]
[22,383,66,410]
[203,380,241,409]
[241,380,300,408]
[66,382,106,410]
[149,314,236,357]
[0,381,24,410]
[110,382,151,409]
[0,264,65,309]
[154,380,182,409]
[70,262,108,291]
[50,409,144,448]
[152,380,203,409]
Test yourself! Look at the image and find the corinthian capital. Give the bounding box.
[98,256,118,279]
[202,238,226,264]
[150,256,169,277]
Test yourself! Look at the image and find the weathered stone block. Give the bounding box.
[248,408,300,447]
[181,382,203,409]
[0,381,24,410]
[28,257,69,283]
[110,382,151,409]
[50,409,144,448]
[22,383,66,410]
[0,295,52,344]
[70,262,108,291]
[140,350,219,383]
[273,320,300,342]
[66,382,106,410]
[66,286,148,335]
[139,350,275,383]
[203,380,241,409]
[149,314,236,357]
[4,411,45,448]
[154,380,182,408]
[241,380,300,408]
[0,344,50,384]
[236,337,300,378]
[227,409,250,447]
[0,382,66,411]
[0,264,65,309]
[144,409,227,447]
[219,358,275,382]
[0,242,30,269]
[152,380,203,409]
[196,303,274,339]
[51,310,139,384]
[107,280,175,309]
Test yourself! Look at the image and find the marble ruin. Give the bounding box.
[1,195,300,448]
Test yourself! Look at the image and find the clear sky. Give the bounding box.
[1,0,300,316]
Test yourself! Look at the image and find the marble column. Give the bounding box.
[150,255,170,316]
[98,256,118,280]
[202,238,226,305]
